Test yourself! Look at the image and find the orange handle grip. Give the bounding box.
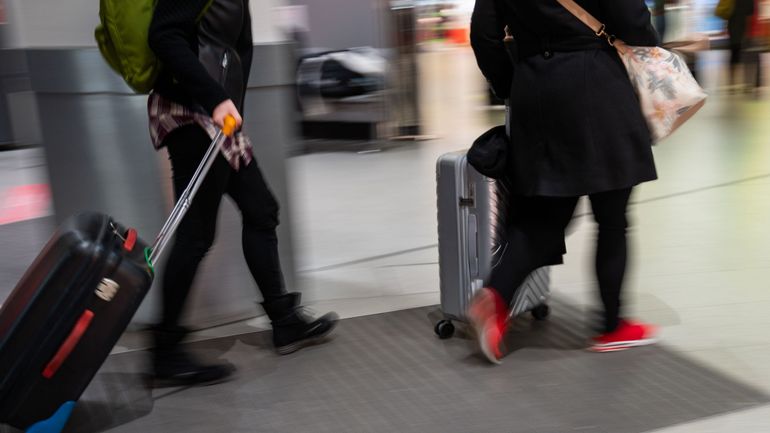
[223,115,237,137]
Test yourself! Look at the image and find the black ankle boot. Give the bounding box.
[151,325,234,387]
[262,293,339,355]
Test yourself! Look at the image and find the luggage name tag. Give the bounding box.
[95,278,120,302]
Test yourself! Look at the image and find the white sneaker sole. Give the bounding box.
[589,337,658,353]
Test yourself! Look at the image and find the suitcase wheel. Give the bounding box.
[435,320,455,339]
[531,304,550,321]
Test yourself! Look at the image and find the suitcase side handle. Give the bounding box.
[41,310,95,379]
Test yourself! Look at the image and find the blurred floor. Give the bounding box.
[7,303,767,433]
[2,47,770,431]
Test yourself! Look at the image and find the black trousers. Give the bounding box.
[728,15,749,67]
[159,125,286,328]
[487,188,633,333]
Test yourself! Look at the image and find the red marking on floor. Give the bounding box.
[0,184,52,225]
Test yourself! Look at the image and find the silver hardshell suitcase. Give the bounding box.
[434,151,550,339]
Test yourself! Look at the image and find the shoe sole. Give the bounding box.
[152,375,232,389]
[275,323,337,356]
[151,367,236,388]
[468,313,502,365]
[588,337,658,353]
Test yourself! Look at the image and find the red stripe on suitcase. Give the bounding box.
[42,310,95,379]
[123,228,137,251]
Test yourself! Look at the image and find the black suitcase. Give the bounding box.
[0,213,152,431]
[0,117,236,433]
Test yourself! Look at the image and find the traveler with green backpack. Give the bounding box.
[97,0,339,386]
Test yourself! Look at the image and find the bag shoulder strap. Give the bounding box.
[196,0,216,23]
[555,0,604,34]
[555,0,622,46]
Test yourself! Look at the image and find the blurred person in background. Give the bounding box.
[147,0,338,386]
[467,0,660,364]
[745,0,769,92]
[727,0,756,89]
[653,0,668,41]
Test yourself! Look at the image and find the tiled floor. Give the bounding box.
[2,47,770,431]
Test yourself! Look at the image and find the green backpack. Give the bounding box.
[95,0,214,94]
[714,0,735,20]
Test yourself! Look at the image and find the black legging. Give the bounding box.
[487,188,632,333]
[159,125,286,328]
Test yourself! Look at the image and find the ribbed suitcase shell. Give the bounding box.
[436,151,549,322]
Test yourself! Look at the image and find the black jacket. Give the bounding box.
[471,0,659,196]
[149,0,253,115]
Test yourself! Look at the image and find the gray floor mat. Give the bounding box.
[3,303,768,433]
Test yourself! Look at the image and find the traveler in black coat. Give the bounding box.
[147,0,338,386]
[467,0,659,363]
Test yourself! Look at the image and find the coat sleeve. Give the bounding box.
[237,0,254,117]
[470,0,513,99]
[149,0,230,114]
[599,0,659,46]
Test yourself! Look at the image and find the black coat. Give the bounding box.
[149,0,253,115]
[471,0,659,196]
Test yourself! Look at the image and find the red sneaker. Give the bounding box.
[589,319,658,353]
[467,288,509,364]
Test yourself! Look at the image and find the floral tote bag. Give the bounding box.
[557,0,707,142]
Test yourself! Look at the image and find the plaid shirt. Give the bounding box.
[148,92,253,170]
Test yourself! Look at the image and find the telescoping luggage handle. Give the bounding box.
[145,116,237,270]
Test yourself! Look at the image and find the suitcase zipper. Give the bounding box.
[221,52,229,83]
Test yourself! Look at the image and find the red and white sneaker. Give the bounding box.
[467,288,509,364]
[589,319,658,353]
